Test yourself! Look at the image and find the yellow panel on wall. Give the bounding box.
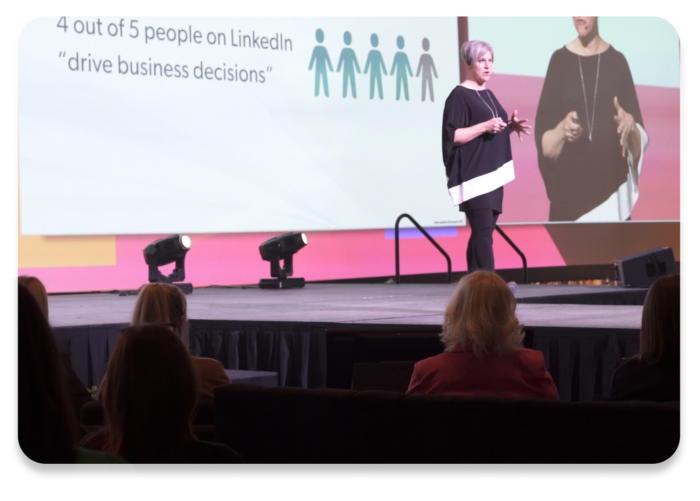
[10,49,117,268]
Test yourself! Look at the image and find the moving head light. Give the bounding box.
[259,232,308,289]
[143,234,193,294]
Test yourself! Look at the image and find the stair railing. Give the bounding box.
[394,214,452,285]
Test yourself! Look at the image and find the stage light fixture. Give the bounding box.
[143,234,193,294]
[259,232,308,289]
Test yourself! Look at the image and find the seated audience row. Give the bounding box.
[93,324,242,463]
[19,277,231,415]
[406,270,680,404]
[84,283,240,462]
[19,278,240,463]
[19,271,679,463]
[18,284,126,463]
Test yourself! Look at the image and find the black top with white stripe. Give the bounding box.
[442,85,514,213]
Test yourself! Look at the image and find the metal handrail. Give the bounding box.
[495,225,528,283]
[394,214,452,284]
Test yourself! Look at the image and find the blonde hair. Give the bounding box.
[131,283,187,340]
[639,274,680,364]
[18,276,49,320]
[440,271,523,359]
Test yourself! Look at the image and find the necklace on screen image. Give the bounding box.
[579,53,601,142]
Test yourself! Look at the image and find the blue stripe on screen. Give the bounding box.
[385,227,458,239]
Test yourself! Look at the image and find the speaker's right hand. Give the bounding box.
[483,117,507,134]
[563,111,583,142]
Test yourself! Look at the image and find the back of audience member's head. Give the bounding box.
[131,283,187,340]
[18,275,49,320]
[441,271,523,359]
[102,324,198,463]
[18,284,77,463]
[639,273,680,365]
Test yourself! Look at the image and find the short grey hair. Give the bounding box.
[460,40,494,66]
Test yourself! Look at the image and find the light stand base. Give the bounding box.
[174,283,194,294]
[259,277,306,289]
[150,282,193,294]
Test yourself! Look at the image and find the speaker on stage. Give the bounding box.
[613,247,676,288]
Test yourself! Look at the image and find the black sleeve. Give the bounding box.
[535,51,566,189]
[614,52,644,128]
[442,90,469,175]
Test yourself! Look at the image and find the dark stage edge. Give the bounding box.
[49,284,645,402]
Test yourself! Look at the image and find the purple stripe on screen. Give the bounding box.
[384,227,459,240]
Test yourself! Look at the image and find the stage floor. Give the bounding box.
[48,283,644,330]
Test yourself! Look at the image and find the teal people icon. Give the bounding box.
[308,29,333,97]
[364,34,387,100]
[336,31,361,98]
[390,36,413,101]
[416,38,438,102]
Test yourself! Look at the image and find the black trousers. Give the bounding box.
[465,208,500,272]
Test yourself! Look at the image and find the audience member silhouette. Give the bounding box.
[18,276,49,319]
[337,31,360,98]
[407,271,559,399]
[127,283,230,401]
[416,37,438,102]
[390,36,413,101]
[610,274,680,402]
[309,28,333,97]
[95,325,242,463]
[18,284,125,463]
[364,34,387,99]
[18,276,93,425]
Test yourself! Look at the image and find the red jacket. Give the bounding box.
[406,345,559,400]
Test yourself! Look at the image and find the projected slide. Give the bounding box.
[19,17,679,236]
[19,17,461,235]
[468,17,680,224]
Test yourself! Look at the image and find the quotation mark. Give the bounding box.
[59,51,66,57]
[267,66,272,72]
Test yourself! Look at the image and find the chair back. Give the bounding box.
[351,361,415,393]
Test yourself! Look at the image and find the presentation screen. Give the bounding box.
[467,17,680,224]
[19,17,462,236]
[18,17,679,236]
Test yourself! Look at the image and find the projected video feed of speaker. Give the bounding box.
[466,17,679,224]
[18,17,679,236]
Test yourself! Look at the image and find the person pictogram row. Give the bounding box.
[308,29,438,101]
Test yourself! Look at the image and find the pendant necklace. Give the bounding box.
[578,53,601,142]
[475,89,499,120]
